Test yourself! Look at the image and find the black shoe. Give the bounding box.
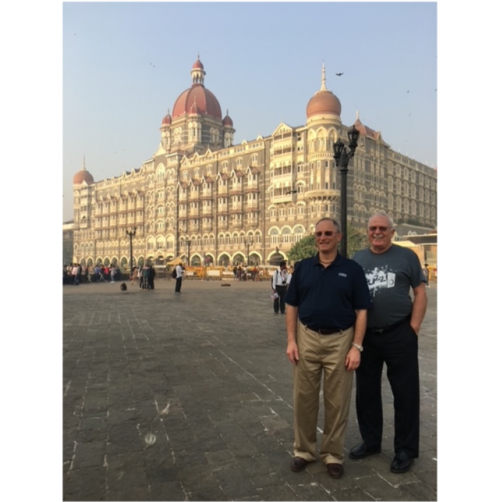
[349,442,381,460]
[327,463,344,479]
[290,457,310,472]
[390,451,414,474]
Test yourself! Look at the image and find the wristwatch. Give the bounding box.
[352,343,363,352]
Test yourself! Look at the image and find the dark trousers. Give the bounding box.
[274,285,287,313]
[355,321,420,458]
[175,277,182,293]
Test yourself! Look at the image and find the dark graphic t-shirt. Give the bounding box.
[353,245,425,328]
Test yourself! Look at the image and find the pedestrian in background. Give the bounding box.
[272,260,291,314]
[141,263,150,290]
[72,263,79,286]
[423,263,430,288]
[349,212,427,474]
[110,265,116,283]
[175,262,184,294]
[148,264,156,290]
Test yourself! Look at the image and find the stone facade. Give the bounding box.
[70,59,437,269]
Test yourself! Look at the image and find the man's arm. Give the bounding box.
[286,305,299,364]
[410,282,427,334]
[345,309,367,371]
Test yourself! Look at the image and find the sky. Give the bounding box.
[2,1,500,501]
[62,1,437,221]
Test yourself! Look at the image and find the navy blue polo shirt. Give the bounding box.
[285,253,372,330]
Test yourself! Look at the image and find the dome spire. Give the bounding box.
[82,155,86,171]
[321,62,327,91]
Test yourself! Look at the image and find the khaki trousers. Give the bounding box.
[293,322,354,465]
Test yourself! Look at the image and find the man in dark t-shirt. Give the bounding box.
[349,212,427,474]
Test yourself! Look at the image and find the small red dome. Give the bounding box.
[306,90,342,118]
[223,114,233,127]
[73,169,94,185]
[162,113,172,125]
[192,59,204,70]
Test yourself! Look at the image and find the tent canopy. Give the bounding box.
[394,240,417,248]
[166,257,183,266]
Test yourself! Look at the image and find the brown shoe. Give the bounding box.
[327,463,344,479]
[290,457,309,472]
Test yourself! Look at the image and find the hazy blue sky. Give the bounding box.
[63,1,437,221]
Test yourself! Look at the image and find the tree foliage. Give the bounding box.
[347,225,369,258]
[288,234,317,263]
[288,225,369,264]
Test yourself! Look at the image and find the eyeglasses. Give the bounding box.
[368,226,391,232]
[315,231,336,237]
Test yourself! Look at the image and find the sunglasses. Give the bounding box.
[315,231,336,237]
[368,226,390,232]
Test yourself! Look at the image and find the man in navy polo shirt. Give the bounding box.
[285,217,371,479]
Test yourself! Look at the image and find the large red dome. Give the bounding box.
[306,90,341,118]
[172,85,222,119]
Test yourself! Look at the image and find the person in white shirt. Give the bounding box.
[272,261,291,314]
[175,263,184,294]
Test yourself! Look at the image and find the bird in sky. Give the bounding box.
[336,72,343,76]
[407,90,410,93]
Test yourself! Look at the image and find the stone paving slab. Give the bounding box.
[63,278,437,501]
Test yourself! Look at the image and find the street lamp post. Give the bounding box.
[244,237,253,265]
[186,239,192,266]
[125,227,137,275]
[333,125,360,256]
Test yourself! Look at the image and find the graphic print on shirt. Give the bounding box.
[364,266,396,296]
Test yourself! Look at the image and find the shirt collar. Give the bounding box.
[312,252,344,267]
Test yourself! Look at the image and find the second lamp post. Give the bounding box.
[185,239,192,266]
[244,237,253,266]
[125,227,137,274]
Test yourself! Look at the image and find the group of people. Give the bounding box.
[285,212,427,479]
[63,263,122,285]
[130,264,157,290]
[232,265,261,281]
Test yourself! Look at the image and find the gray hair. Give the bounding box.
[368,212,394,229]
[315,217,342,233]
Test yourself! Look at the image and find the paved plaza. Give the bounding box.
[63,277,437,501]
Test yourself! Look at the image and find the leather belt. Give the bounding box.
[367,315,411,334]
[307,326,343,335]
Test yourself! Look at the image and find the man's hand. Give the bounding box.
[345,346,361,371]
[287,341,299,365]
[410,323,420,335]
